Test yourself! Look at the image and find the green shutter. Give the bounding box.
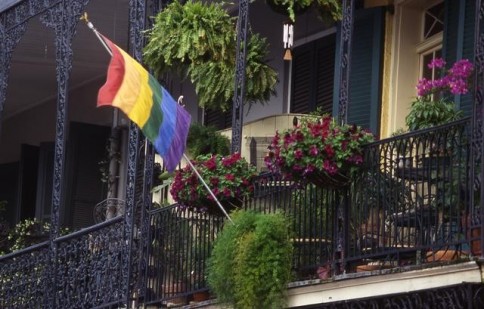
[334,7,385,134]
[443,0,475,115]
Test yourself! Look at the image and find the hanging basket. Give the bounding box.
[266,0,311,17]
[305,170,350,189]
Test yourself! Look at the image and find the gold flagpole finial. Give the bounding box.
[80,12,89,23]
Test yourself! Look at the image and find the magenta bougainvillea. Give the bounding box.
[406,58,473,131]
[264,115,374,182]
[416,58,473,97]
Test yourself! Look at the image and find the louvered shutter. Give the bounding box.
[443,0,475,115]
[335,7,384,134]
[291,34,336,114]
[204,107,232,130]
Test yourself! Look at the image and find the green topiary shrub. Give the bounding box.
[207,210,293,308]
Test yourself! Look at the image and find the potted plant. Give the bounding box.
[405,58,473,131]
[264,114,374,188]
[266,0,342,23]
[207,210,293,308]
[170,153,258,216]
[143,0,278,112]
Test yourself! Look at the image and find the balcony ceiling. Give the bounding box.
[3,0,130,120]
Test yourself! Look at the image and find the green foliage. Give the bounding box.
[0,218,70,256]
[143,0,278,112]
[267,0,342,23]
[7,218,50,252]
[405,97,462,131]
[207,210,293,308]
[186,123,230,157]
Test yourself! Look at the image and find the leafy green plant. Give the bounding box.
[0,218,71,256]
[405,97,462,131]
[143,0,278,112]
[207,210,293,308]
[186,123,230,157]
[267,0,342,23]
[6,218,50,252]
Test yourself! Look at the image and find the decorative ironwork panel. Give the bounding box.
[231,0,249,154]
[144,205,225,306]
[0,243,50,308]
[40,0,90,238]
[346,119,471,269]
[337,0,355,125]
[471,0,484,258]
[124,0,147,305]
[53,218,126,308]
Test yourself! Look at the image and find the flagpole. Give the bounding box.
[81,13,234,224]
[80,13,112,56]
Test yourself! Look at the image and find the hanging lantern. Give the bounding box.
[283,21,294,61]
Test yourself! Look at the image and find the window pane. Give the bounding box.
[422,53,433,80]
[424,2,444,39]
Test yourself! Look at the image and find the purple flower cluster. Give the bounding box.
[416,58,474,97]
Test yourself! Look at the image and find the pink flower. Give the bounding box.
[324,145,335,158]
[450,59,473,78]
[223,187,232,197]
[210,176,220,186]
[428,58,446,69]
[294,149,304,160]
[309,145,319,156]
[323,160,338,175]
[205,156,217,170]
[225,174,235,181]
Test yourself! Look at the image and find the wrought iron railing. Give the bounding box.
[0,216,127,308]
[346,118,473,270]
[140,118,478,305]
[0,118,481,307]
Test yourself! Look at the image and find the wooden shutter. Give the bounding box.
[443,0,475,115]
[65,122,110,229]
[18,144,39,220]
[335,7,385,134]
[291,34,336,114]
[204,107,232,130]
[35,142,54,222]
[0,162,19,225]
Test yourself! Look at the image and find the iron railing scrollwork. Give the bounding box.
[231,0,249,154]
[337,0,355,125]
[471,0,484,258]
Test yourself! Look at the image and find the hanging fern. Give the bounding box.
[143,0,278,111]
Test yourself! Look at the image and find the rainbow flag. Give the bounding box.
[97,36,191,172]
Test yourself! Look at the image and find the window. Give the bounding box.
[418,2,444,93]
[423,1,445,40]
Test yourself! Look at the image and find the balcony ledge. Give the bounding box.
[286,261,483,307]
